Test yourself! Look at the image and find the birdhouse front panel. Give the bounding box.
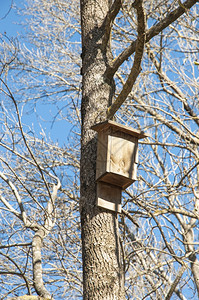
[108,133,138,180]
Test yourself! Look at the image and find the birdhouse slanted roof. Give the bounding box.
[91,120,147,139]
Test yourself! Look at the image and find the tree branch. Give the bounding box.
[0,171,28,224]
[106,0,197,77]
[0,242,32,249]
[147,47,199,127]
[0,141,62,183]
[122,209,139,227]
[0,78,52,202]
[44,179,61,231]
[150,212,185,266]
[32,181,60,299]
[0,251,31,295]
[107,0,146,119]
[175,161,199,188]
[165,264,187,300]
[32,229,53,299]
[130,95,199,145]
[102,0,122,50]
[0,157,43,211]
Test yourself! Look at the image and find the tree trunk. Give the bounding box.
[32,229,52,299]
[80,0,125,299]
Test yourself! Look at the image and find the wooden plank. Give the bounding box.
[97,198,121,213]
[92,120,147,139]
[97,172,135,189]
[96,182,121,213]
[109,135,136,179]
[96,132,108,179]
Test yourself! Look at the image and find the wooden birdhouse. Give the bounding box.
[92,120,147,189]
[92,120,147,212]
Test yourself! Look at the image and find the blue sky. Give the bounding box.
[0,0,22,36]
[0,0,74,145]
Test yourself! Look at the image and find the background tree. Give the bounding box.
[0,0,198,299]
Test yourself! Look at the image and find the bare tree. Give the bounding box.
[0,0,198,299]
[0,76,81,298]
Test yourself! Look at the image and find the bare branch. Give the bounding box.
[175,161,199,188]
[0,251,31,295]
[0,157,43,210]
[130,94,199,145]
[165,264,187,300]
[0,78,52,201]
[102,0,122,50]
[0,172,41,231]
[107,0,146,119]
[0,194,21,220]
[32,229,53,299]
[0,0,13,21]
[0,242,31,249]
[121,209,139,227]
[147,47,199,127]
[0,141,62,183]
[106,0,198,77]
[0,171,28,224]
[44,179,61,231]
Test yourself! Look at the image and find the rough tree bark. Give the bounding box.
[80,0,125,299]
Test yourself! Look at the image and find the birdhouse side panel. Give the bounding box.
[96,132,109,180]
